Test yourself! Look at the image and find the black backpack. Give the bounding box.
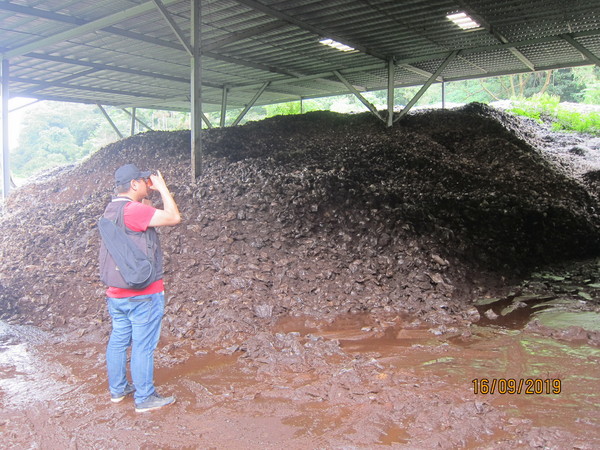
[98,202,155,290]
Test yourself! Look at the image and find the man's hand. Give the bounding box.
[148,170,168,194]
[147,170,181,227]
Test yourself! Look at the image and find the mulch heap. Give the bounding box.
[1,103,599,348]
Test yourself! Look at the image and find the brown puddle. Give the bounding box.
[273,311,600,447]
[1,310,599,448]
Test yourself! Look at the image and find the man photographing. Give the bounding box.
[99,163,181,412]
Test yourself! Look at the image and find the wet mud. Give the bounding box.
[1,104,600,447]
[2,262,600,448]
[1,301,599,448]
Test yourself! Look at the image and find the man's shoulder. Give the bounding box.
[125,200,155,213]
[124,201,156,231]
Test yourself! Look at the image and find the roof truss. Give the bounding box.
[0,0,597,113]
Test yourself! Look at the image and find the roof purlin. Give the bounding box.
[0,0,597,113]
[2,0,182,59]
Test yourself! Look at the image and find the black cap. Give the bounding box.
[114,164,151,186]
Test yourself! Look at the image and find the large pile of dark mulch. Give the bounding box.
[1,104,599,347]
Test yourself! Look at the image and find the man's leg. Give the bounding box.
[129,292,165,404]
[106,297,132,397]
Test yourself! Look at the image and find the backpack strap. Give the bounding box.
[112,197,155,265]
[113,199,128,229]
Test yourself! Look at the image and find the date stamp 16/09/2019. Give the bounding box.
[472,378,561,395]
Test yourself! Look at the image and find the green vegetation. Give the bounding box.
[10,104,189,182]
[7,66,600,181]
[11,103,99,178]
[553,109,600,134]
[508,93,600,135]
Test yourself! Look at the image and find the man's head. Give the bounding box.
[114,164,152,199]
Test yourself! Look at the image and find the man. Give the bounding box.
[99,163,181,412]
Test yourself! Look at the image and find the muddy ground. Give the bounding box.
[1,104,600,448]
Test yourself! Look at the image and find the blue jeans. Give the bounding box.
[106,291,164,404]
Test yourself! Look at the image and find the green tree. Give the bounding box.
[10,102,193,179]
[264,101,302,116]
[11,102,102,178]
[571,66,600,104]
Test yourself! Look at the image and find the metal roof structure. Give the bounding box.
[1,0,600,184]
[2,0,599,113]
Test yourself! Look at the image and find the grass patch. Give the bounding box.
[508,94,600,135]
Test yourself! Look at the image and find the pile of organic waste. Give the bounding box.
[2,103,599,348]
[1,103,600,449]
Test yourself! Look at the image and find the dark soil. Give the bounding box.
[1,103,600,448]
[2,103,599,342]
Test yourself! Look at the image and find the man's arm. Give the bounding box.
[147,170,181,227]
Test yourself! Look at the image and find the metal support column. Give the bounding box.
[130,107,136,135]
[387,58,395,127]
[334,70,384,123]
[97,104,124,139]
[122,108,154,131]
[395,51,458,122]
[2,59,10,200]
[191,0,202,178]
[220,86,228,127]
[442,81,446,109]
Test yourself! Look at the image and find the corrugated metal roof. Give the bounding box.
[1,0,599,113]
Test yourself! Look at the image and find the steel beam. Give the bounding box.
[0,1,183,53]
[561,34,600,66]
[0,2,301,80]
[20,68,98,96]
[114,97,202,111]
[9,92,194,112]
[10,74,170,100]
[152,0,194,57]
[333,70,384,123]
[3,0,180,59]
[203,50,303,78]
[201,112,213,129]
[395,51,458,122]
[97,104,123,139]
[10,99,40,113]
[121,108,153,131]
[27,53,190,84]
[1,59,9,200]
[457,1,535,71]
[19,31,600,96]
[232,82,270,127]
[233,0,386,61]
[400,64,442,81]
[203,22,285,52]
[191,0,202,179]
[236,63,386,92]
[440,60,592,82]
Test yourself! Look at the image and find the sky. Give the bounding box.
[6,97,37,148]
